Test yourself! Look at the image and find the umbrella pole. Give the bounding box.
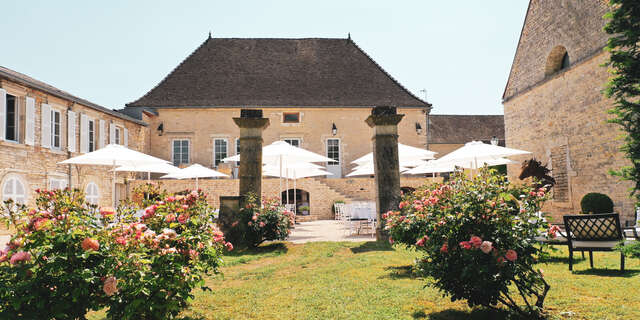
[294,174,297,215]
[286,173,290,205]
[112,160,116,207]
[279,155,283,202]
[196,177,199,190]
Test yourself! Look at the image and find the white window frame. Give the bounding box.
[282,112,301,123]
[213,138,228,167]
[171,139,190,167]
[114,126,122,145]
[88,118,96,152]
[326,138,340,165]
[51,109,62,150]
[85,182,99,205]
[2,175,27,205]
[49,177,68,190]
[4,93,18,142]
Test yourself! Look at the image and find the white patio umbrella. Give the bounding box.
[434,141,530,170]
[115,162,181,180]
[351,143,436,166]
[160,164,229,189]
[59,144,170,206]
[223,141,334,198]
[346,163,411,177]
[406,157,517,175]
[263,164,332,214]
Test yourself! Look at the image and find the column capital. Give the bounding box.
[233,117,270,129]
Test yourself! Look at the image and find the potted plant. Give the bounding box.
[299,205,310,215]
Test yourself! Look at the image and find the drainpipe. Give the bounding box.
[425,109,430,150]
[66,103,73,188]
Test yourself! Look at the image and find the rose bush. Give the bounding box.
[0,187,231,320]
[101,189,232,319]
[0,189,109,319]
[221,193,295,248]
[386,168,552,318]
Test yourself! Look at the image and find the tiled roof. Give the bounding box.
[0,66,146,126]
[126,37,429,108]
[428,114,504,144]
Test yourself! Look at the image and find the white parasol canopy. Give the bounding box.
[434,141,530,170]
[58,144,169,206]
[351,143,436,166]
[115,162,181,180]
[160,164,229,189]
[262,163,332,215]
[346,163,411,177]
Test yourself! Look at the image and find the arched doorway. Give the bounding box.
[281,189,310,215]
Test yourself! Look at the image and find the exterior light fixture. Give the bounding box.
[157,123,164,136]
[491,135,499,146]
[332,123,337,136]
[415,122,422,135]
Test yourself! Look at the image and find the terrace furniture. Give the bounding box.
[563,213,625,271]
[334,203,346,220]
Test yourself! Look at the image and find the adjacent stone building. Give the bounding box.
[503,0,636,224]
[0,66,149,210]
[426,114,505,158]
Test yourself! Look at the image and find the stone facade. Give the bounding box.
[503,0,636,224]
[130,176,438,221]
[0,72,149,213]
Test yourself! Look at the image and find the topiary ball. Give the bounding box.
[580,193,614,214]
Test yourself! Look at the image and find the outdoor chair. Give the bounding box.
[563,213,626,271]
[334,203,346,220]
[342,204,357,236]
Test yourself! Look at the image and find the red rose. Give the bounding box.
[81,238,100,251]
[100,207,116,217]
[440,243,448,253]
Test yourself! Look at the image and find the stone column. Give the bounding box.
[233,109,270,204]
[366,106,404,241]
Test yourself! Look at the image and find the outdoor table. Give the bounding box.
[348,202,376,220]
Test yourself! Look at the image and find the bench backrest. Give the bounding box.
[563,213,622,242]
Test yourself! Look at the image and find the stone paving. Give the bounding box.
[287,220,376,243]
[1,235,9,249]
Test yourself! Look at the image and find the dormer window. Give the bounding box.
[544,46,570,76]
[283,112,300,123]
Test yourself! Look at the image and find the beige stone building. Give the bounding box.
[0,66,149,212]
[503,0,636,224]
[427,114,505,158]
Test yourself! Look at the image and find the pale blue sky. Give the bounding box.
[1,1,528,115]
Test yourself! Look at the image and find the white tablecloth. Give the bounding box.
[348,202,376,220]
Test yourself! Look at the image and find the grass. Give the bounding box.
[90,242,640,320]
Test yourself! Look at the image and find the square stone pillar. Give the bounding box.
[233,109,270,205]
[366,106,404,241]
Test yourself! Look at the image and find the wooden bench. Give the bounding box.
[563,213,626,271]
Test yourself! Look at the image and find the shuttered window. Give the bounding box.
[172,139,189,166]
[51,109,61,149]
[25,97,35,145]
[88,119,95,152]
[5,94,17,142]
[85,182,99,205]
[67,111,76,152]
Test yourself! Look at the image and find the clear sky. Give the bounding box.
[1,1,529,115]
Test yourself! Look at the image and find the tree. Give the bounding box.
[604,0,640,208]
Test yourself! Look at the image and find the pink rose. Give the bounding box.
[99,207,115,217]
[166,196,176,202]
[116,237,127,246]
[414,204,423,211]
[10,251,31,265]
[440,243,448,253]
[225,242,234,251]
[165,214,176,223]
[416,238,425,247]
[505,250,517,262]
[177,214,188,224]
[469,236,482,248]
[103,276,118,296]
[248,221,253,226]
[389,237,394,245]
[459,241,472,250]
[259,222,265,227]
[548,225,561,239]
[81,238,100,251]
[497,256,506,264]
[480,241,493,254]
[252,215,257,221]
[161,228,177,238]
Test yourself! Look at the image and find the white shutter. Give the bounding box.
[0,88,5,140]
[80,113,89,153]
[109,123,116,144]
[124,128,129,147]
[67,111,76,152]
[25,97,35,145]
[98,119,106,148]
[41,104,51,148]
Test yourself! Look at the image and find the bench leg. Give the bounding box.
[589,250,593,269]
[621,252,625,271]
[568,247,573,271]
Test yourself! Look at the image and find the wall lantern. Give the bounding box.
[157,123,164,136]
[415,122,422,135]
[332,123,337,136]
[491,135,499,146]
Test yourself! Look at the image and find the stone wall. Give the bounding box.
[143,107,428,177]
[503,0,610,101]
[504,52,636,224]
[129,176,438,221]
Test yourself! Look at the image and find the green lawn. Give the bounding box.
[91,242,640,320]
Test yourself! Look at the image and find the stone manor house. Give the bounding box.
[503,0,637,225]
[1,36,503,221]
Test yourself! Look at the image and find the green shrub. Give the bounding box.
[580,193,614,214]
[385,168,552,318]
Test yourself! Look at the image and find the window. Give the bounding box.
[88,119,95,152]
[2,177,26,204]
[235,138,240,166]
[115,127,122,145]
[214,139,228,167]
[5,94,17,142]
[51,109,61,149]
[327,139,340,165]
[49,178,68,190]
[172,139,190,166]
[283,112,300,123]
[283,138,300,147]
[85,182,99,205]
[545,46,570,76]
